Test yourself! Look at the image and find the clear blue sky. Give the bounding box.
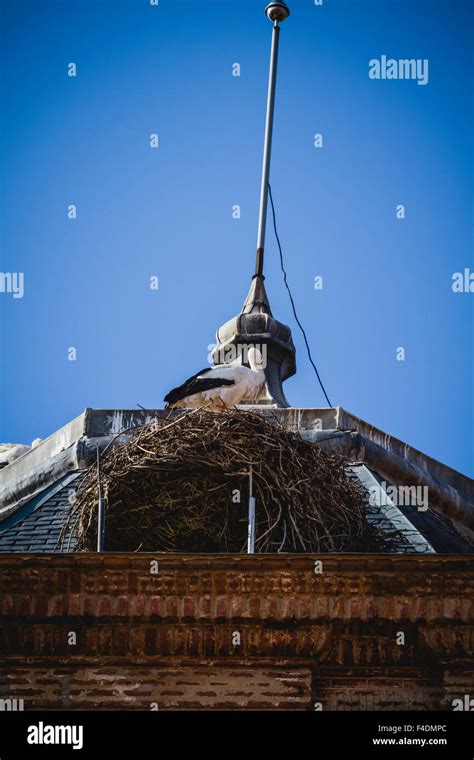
[0,0,472,476]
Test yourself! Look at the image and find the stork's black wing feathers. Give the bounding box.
[164,368,235,405]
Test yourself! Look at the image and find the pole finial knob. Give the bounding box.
[265,2,290,23]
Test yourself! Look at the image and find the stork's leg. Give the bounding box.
[216,395,229,411]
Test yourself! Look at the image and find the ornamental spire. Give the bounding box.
[213,3,296,408]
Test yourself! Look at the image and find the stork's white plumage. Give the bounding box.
[164,347,265,410]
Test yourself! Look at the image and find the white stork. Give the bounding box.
[164,347,265,410]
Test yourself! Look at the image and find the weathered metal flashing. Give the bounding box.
[0,445,80,520]
[306,430,474,531]
[0,411,86,517]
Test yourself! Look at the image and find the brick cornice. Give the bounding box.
[1,554,472,666]
[0,552,472,570]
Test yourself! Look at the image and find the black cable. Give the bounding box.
[267,182,333,407]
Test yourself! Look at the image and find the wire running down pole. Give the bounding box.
[247,464,256,554]
[96,447,105,552]
[255,2,290,279]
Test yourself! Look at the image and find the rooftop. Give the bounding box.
[0,407,472,554]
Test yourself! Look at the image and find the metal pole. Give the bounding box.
[247,464,255,553]
[96,447,105,552]
[255,3,290,278]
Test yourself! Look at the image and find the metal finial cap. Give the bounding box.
[265,2,290,23]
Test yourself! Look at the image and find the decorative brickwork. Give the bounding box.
[0,555,472,710]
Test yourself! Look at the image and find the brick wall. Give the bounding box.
[0,554,472,710]
[0,666,311,710]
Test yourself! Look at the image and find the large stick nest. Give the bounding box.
[62,409,394,553]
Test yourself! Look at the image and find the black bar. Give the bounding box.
[0,710,472,758]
